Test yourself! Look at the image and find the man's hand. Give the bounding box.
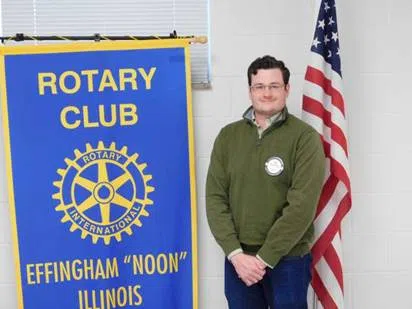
[230,253,266,286]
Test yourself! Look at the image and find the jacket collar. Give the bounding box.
[242,106,288,128]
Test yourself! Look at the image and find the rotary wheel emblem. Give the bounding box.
[52,141,155,244]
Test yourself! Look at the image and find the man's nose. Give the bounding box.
[263,89,273,97]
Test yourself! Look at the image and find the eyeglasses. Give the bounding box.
[250,83,285,92]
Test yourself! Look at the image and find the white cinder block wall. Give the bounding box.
[1,0,411,308]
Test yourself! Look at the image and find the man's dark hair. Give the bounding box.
[247,55,290,86]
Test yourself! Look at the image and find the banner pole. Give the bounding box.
[0,32,208,44]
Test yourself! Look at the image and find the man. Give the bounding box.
[206,55,325,309]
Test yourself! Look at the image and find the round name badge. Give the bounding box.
[265,156,284,176]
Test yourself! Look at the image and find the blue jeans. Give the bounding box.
[224,254,312,309]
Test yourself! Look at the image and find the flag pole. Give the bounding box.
[307,2,320,308]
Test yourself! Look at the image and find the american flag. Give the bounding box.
[302,0,351,308]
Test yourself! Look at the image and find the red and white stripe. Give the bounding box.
[302,51,352,307]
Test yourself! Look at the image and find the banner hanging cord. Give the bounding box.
[0,31,208,45]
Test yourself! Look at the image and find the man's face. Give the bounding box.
[249,68,290,118]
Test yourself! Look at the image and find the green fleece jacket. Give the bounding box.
[206,107,325,267]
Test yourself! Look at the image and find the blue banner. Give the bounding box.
[0,40,197,309]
